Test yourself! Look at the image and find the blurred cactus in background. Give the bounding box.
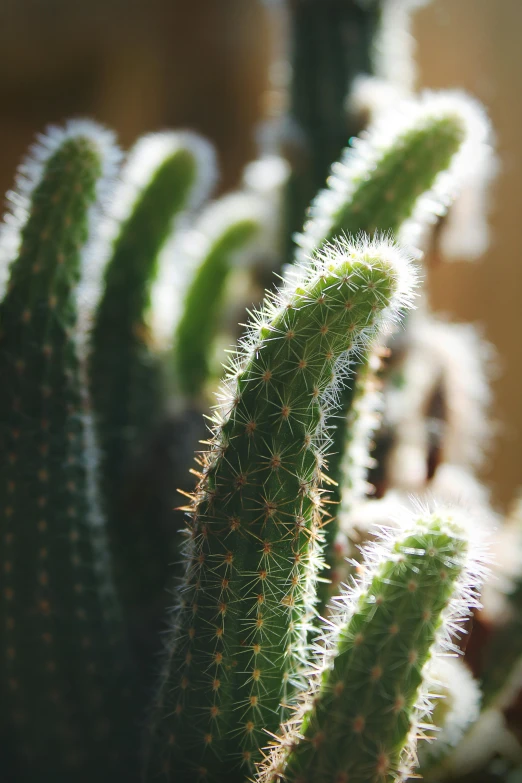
[0,1,520,782]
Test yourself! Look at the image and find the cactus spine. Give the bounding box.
[0,123,137,780]
[260,509,485,783]
[145,236,416,781]
[89,132,215,615]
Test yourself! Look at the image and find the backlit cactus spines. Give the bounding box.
[89,132,216,613]
[382,316,494,493]
[296,91,491,263]
[0,122,138,779]
[418,657,482,772]
[259,508,486,783]
[145,236,417,782]
[173,192,268,400]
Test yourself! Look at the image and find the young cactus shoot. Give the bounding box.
[260,508,486,783]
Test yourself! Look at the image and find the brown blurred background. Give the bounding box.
[0,0,519,509]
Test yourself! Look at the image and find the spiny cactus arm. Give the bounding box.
[145,236,417,782]
[300,94,490,610]
[0,122,137,779]
[173,192,268,400]
[88,132,215,613]
[259,508,486,783]
[296,91,491,262]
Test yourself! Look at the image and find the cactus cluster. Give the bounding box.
[0,2,520,782]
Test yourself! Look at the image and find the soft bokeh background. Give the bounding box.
[0,0,519,508]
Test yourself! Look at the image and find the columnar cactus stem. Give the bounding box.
[0,123,137,780]
[145,236,416,782]
[259,508,485,783]
[89,132,215,614]
[173,192,267,400]
[284,0,383,252]
[295,91,489,262]
[298,93,491,613]
[315,355,381,616]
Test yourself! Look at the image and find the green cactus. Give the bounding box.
[301,93,490,615]
[0,122,137,780]
[315,355,380,616]
[296,91,486,260]
[173,192,267,401]
[145,236,416,781]
[89,132,215,616]
[259,509,485,783]
[284,0,383,253]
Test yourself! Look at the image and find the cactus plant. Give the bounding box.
[145,236,417,781]
[89,132,216,619]
[0,122,138,780]
[298,92,490,616]
[259,508,486,783]
[173,191,268,400]
[0,2,514,781]
[282,0,383,252]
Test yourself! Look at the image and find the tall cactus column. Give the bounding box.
[296,93,491,617]
[89,133,215,617]
[0,123,137,781]
[284,0,382,251]
[145,236,416,782]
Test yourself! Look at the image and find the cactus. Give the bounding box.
[0,3,506,778]
[298,94,490,615]
[145,236,417,781]
[0,122,137,780]
[173,192,268,400]
[88,132,216,617]
[259,508,485,783]
[283,0,383,250]
[315,354,381,616]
